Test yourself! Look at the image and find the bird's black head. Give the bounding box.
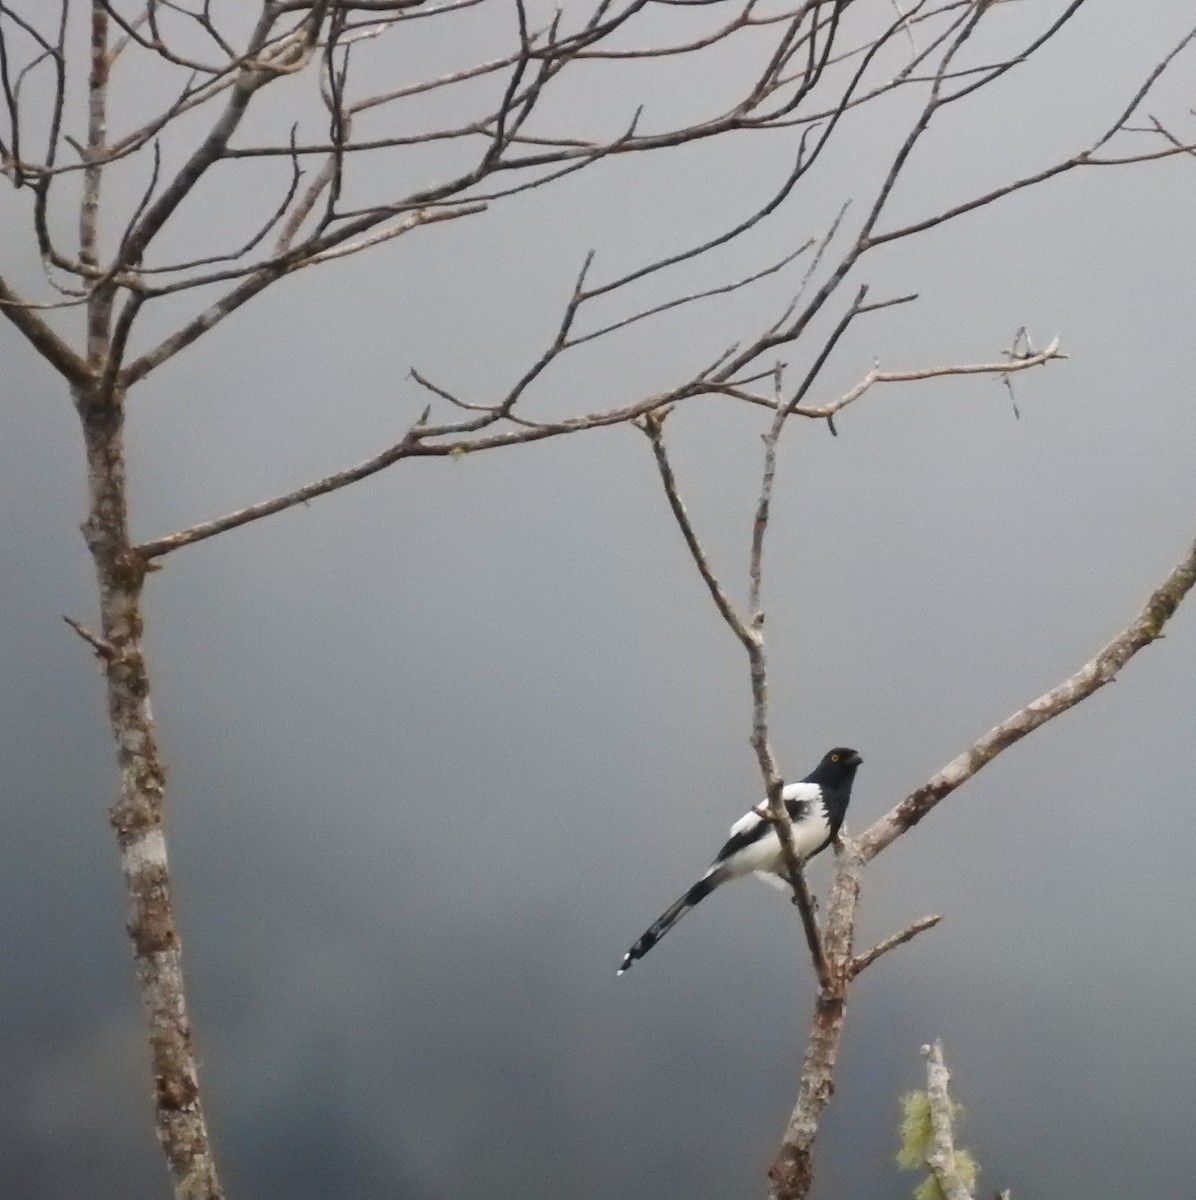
[806,746,863,787]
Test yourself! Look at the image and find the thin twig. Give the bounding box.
[63,613,115,660]
[798,336,1065,427]
[634,408,755,653]
[850,914,943,977]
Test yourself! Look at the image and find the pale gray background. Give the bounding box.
[3,3,1196,1197]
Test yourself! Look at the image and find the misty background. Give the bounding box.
[3,2,1196,1197]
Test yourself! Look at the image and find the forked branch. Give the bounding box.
[635,405,833,991]
[770,529,1196,1199]
[850,913,943,978]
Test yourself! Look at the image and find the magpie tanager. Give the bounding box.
[618,747,862,975]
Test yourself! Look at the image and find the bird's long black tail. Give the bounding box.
[618,866,729,975]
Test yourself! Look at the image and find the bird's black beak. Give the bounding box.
[851,752,863,766]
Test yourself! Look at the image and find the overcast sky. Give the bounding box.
[3,3,1196,1198]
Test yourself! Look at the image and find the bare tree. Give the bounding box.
[640,362,1196,1198]
[629,11,1196,1194]
[1,3,1194,1199]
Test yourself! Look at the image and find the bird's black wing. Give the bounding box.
[713,812,767,864]
[784,794,814,824]
[713,794,815,865]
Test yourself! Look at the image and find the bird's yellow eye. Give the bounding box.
[830,752,840,762]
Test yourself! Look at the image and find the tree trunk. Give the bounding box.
[76,384,225,1200]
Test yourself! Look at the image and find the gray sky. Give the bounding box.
[3,3,1196,1198]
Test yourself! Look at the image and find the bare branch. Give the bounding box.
[705,334,1065,426]
[0,274,91,384]
[726,284,921,997]
[134,419,424,558]
[409,367,485,412]
[745,359,834,990]
[798,335,1066,430]
[116,10,281,270]
[850,914,943,978]
[868,18,1196,247]
[63,613,115,661]
[769,838,862,1199]
[119,204,479,384]
[569,241,814,350]
[637,369,834,989]
[81,3,112,368]
[859,531,1196,862]
[923,1041,976,1200]
[769,526,1196,1200]
[634,407,755,653]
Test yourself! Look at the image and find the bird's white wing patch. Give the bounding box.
[720,779,832,881]
[780,781,822,804]
[729,781,818,835]
[728,808,764,837]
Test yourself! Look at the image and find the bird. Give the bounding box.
[617,747,862,975]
